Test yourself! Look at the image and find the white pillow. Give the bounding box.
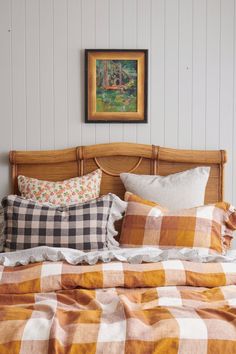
[120,166,210,210]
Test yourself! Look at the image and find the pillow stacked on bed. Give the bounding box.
[119,192,236,254]
[18,169,102,206]
[119,167,236,254]
[2,165,235,255]
[120,166,210,210]
[1,169,127,252]
[2,193,126,252]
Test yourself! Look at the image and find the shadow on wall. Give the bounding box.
[80,49,84,120]
[0,153,9,165]
[0,152,11,198]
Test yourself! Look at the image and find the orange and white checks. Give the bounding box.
[120,192,236,254]
[0,260,236,353]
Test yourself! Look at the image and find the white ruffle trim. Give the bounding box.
[106,194,127,249]
[1,246,236,267]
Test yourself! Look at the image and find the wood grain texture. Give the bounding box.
[10,143,226,205]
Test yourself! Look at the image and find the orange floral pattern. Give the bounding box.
[18,169,102,206]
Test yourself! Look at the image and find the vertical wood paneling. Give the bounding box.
[164,0,179,147]
[25,0,40,149]
[192,0,207,149]
[95,0,110,144]
[53,0,68,148]
[1,0,236,225]
[178,0,192,148]
[123,0,137,143]
[150,0,165,146]
[67,0,82,147]
[233,0,236,207]
[109,0,124,142]
[219,0,234,201]
[12,0,26,149]
[233,0,236,248]
[0,0,12,197]
[205,0,221,149]
[81,0,96,145]
[136,0,151,144]
[39,0,54,149]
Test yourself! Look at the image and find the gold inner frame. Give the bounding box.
[87,51,145,121]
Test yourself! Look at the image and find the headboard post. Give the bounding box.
[151,145,159,175]
[76,146,84,176]
[9,150,17,194]
[220,149,227,201]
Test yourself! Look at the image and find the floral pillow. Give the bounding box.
[18,169,102,206]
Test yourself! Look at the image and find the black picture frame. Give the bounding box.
[85,49,148,123]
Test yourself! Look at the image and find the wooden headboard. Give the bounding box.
[9,143,227,204]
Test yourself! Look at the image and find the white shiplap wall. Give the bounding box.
[0,0,236,206]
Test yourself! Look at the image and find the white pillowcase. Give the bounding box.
[120,166,210,210]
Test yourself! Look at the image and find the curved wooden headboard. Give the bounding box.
[9,143,227,204]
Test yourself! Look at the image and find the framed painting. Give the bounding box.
[85,49,148,123]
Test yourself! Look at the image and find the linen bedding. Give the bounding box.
[120,192,236,254]
[0,247,236,354]
[2,194,126,252]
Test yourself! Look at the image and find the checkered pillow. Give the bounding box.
[2,193,123,252]
[119,192,236,254]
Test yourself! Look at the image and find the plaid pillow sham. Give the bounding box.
[2,193,123,252]
[119,192,236,254]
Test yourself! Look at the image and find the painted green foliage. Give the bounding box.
[96,59,137,112]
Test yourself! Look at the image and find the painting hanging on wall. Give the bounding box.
[85,49,148,123]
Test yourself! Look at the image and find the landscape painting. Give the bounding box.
[85,49,148,123]
[96,60,137,112]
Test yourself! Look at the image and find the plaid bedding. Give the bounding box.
[0,259,236,353]
[120,192,236,254]
[2,194,120,252]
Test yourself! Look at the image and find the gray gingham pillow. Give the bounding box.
[1,193,126,252]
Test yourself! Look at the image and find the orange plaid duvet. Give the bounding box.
[0,259,236,353]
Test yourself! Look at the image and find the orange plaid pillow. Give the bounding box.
[119,192,236,254]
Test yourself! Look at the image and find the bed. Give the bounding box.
[1,142,236,353]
